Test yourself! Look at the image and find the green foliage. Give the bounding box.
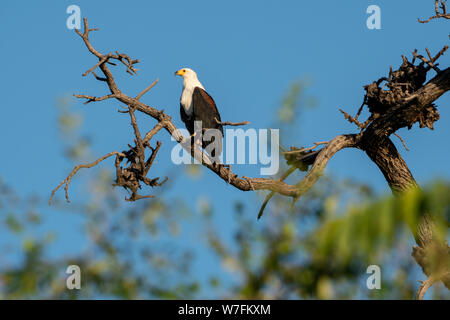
[277,79,317,124]
[314,182,449,266]
[203,179,449,299]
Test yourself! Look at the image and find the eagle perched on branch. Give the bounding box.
[175,68,223,158]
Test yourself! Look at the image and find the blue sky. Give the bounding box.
[0,1,449,297]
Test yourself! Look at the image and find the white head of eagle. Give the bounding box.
[175,68,223,158]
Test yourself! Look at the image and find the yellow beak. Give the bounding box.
[174,69,183,76]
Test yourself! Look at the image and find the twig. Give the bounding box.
[415,276,436,300]
[269,128,287,152]
[413,50,441,73]
[354,96,367,121]
[339,108,371,130]
[74,93,116,104]
[257,165,297,219]
[145,141,162,175]
[49,151,125,204]
[91,71,107,82]
[126,194,154,202]
[431,45,449,63]
[393,132,410,151]
[128,106,146,172]
[143,122,166,146]
[418,0,450,23]
[82,54,112,77]
[215,118,249,126]
[282,141,328,155]
[136,78,159,100]
[115,51,140,75]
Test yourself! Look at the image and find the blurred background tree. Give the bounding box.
[0,83,448,299]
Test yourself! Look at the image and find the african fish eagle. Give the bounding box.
[174,68,223,158]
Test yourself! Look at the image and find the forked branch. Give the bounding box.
[418,0,450,23]
[49,151,125,204]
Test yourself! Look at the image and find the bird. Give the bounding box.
[174,68,223,158]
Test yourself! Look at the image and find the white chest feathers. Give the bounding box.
[180,79,205,116]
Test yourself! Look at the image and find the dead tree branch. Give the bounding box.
[136,79,159,100]
[416,276,437,300]
[419,0,450,23]
[49,151,125,204]
[215,118,250,126]
[52,17,330,204]
[282,141,329,155]
[50,17,450,295]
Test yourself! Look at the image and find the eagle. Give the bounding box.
[175,68,223,158]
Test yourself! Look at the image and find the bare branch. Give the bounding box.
[91,71,107,82]
[64,21,450,209]
[282,141,329,155]
[418,0,450,23]
[75,18,102,58]
[143,122,166,146]
[49,151,125,205]
[136,78,159,100]
[114,51,140,75]
[74,93,116,104]
[82,54,112,77]
[145,141,162,175]
[393,132,410,151]
[413,50,442,73]
[257,165,297,220]
[416,277,437,300]
[215,118,250,126]
[128,106,145,173]
[339,108,371,130]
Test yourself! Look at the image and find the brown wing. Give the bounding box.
[192,87,223,135]
[192,87,223,158]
